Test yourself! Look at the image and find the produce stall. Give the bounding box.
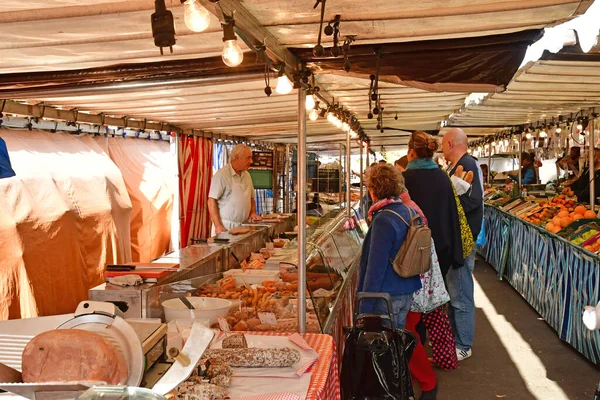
[479,192,600,363]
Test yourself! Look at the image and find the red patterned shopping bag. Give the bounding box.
[421,308,459,370]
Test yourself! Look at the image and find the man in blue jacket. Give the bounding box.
[442,128,484,361]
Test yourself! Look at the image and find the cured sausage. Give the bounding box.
[203,348,300,367]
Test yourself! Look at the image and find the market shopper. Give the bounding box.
[557,146,581,179]
[403,132,464,276]
[208,144,261,235]
[566,147,600,203]
[507,152,537,185]
[357,163,421,329]
[398,185,439,399]
[442,128,484,361]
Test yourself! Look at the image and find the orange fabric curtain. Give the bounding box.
[179,135,213,246]
[0,130,132,320]
[107,137,174,262]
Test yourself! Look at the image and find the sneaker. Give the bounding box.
[456,348,472,361]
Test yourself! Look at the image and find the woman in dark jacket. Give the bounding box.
[402,131,464,276]
[357,163,421,329]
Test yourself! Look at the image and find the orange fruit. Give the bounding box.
[573,214,583,221]
[575,205,587,215]
[552,216,562,226]
[584,210,597,219]
[545,222,555,231]
[558,210,569,218]
[560,217,573,228]
[551,225,562,234]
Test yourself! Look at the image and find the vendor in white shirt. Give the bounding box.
[208,144,261,235]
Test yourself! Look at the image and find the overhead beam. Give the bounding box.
[1,100,181,133]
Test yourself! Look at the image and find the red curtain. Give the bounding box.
[179,134,213,247]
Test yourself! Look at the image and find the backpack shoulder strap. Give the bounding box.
[381,209,410,227]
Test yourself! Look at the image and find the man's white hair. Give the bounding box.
[230,144,250,161]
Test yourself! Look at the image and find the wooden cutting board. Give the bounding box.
[104,262,179,279]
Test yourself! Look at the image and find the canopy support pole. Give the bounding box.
[346,131,351,218]
[359,140,364,218]
[590,117,596,209]
[297,88,307,333]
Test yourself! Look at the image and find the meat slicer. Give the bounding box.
[0,301,167,400]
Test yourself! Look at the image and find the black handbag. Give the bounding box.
[341,292,416,400]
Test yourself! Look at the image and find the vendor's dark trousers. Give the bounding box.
[406,311,437,392]
[446,250,476,351]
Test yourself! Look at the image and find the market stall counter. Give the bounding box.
[479,202,600,364]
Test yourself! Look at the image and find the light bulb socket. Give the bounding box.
[222,19,237,42]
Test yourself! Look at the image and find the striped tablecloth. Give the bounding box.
[235,332,340,400]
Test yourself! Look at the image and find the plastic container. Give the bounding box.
[222,269,280,287]
[161,297,231,324]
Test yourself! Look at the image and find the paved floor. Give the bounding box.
[430,259,600,400]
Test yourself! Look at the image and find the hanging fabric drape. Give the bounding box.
[106,137,174,262]
[0,130,132,319]
[179,134,213,246]
[213,140,233,175]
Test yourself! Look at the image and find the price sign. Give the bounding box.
[218,317,231,332]
[258,312,277,325]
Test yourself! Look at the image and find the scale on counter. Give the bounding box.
[0,301,168,400]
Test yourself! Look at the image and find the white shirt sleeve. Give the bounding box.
[208,170,225,200]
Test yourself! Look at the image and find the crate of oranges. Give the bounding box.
[544,205,597,235]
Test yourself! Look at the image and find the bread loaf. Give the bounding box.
[21,330,128,384]
[222,334,248,349]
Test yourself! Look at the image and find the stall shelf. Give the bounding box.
[480,205,600,363]
[89,223,275,318]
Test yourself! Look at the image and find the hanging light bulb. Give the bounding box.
[526,132,532,139]
[342,122,350,131]
[575,25,599,53]
[577,123,583,131]
[276,70,293,95]
[504,139,509,147]
[467,148,472,154]
[308,108,319,121]
[350,130,357,138]
[221,20,243,67]
[556,127,562,134]
[305,94,315,110]
[327,112,335,123]
[182,0,211,33]
[491,141,497,146]
[334,118,342,128]
[539,130,547,138]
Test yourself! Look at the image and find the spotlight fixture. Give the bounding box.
[264,64,272,97]
[312,0,327,57]
[181,0,211,32]
[276,68,293,94]
[151,0,176,55]
[221,17,243,67]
